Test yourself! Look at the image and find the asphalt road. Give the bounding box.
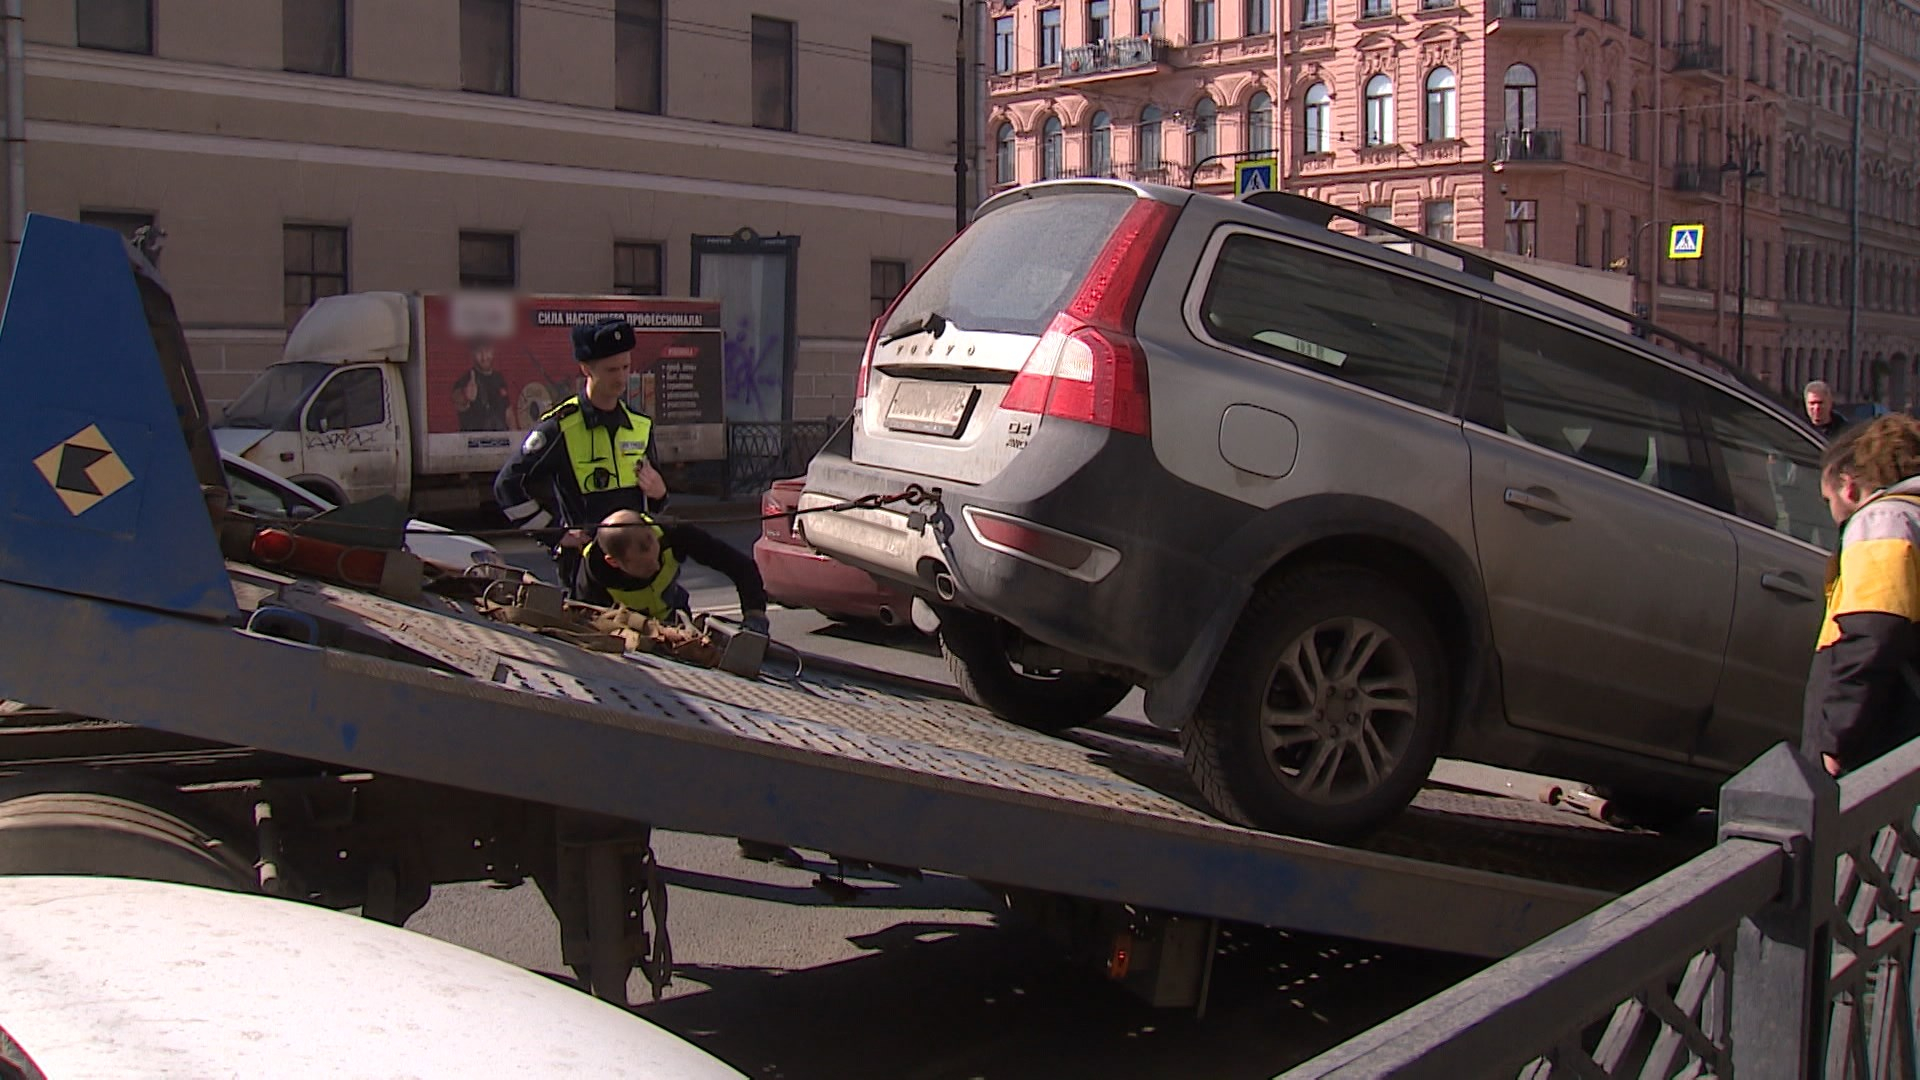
[405,522,1487,1077]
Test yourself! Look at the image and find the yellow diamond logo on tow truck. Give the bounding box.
[33,424,134,516]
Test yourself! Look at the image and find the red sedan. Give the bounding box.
[754,478,919,629]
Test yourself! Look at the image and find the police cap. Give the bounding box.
[573,317,637,363]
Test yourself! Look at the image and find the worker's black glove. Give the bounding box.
[742,609,771,636]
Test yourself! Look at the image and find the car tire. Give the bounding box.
[940,611,1131,733]
[1182,564,1448,843]
[0,769,258,891]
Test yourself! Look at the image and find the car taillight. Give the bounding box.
[1000,198,1178,437]
[251,527,390,588]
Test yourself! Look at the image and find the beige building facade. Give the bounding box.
[9,0,974,419]
[989,0,1919,403]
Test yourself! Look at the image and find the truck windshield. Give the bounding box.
[221,362,333,430]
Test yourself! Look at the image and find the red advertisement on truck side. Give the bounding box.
[417,293,725,474]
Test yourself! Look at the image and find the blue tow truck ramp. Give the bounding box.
[0,216,1694,1008]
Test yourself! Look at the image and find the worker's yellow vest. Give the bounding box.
[583,531,681,618]
[545,397,653,498]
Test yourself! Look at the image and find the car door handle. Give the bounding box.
[1503,488,1573,521]
[1760,571,1820,602]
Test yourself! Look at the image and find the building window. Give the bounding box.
[1039,7,1063,65]
[1364,74,1394,146]
[1090,0,1112,40]
[1363,204,1393,236]
[1423,200,1455,241]
[1300,0,1328,25]
[1505,199,1538,257]
[1042,116,1064,179]
[1576,73,1590,145]
[996,122,1016,183]
[1191,0,1216,40]
[993,16,1015,73]
[1188,97,1217,166]
[1139,105,1164,169]
[1504,63,1538,130]
[459,232,516,289]
[461,0,515,96]
[1747,25,1757,79]
[872,40,909,146]
[1363,0,1391,16]
[1628,92,1642,159]
[1140,0,1163,36]
[1574,203,1589,266]
[1601,208,1615,270]
[1247,92,1274,153]
[1303,82,1331,153]
[284,0,346,76]
[1601,83,1615,152]
[284,224,347,329]
[1627,214,1639,272]
[871,260,907,323]
[614,242,663,295]
[1247,0,1271,33]
[1089,111,1113,174]
[76,0,152,54]
[615,0,664,114]
[752,17,795,131]
[1424,67,1456,141]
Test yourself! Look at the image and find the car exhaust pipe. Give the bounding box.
[933,572,958,603]
[876,606,900,628]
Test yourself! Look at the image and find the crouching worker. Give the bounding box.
[577,509,770,635]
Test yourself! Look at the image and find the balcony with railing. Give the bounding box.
[1489,0,1570,25]
[1059,35,1166,81]
[1493,128,1565,163]
[1671,40,1725,76]
[1671,163,1725,195]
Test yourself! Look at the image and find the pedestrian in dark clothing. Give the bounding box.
[1803,415,1920,777]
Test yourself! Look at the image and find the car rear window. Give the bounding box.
[881,191,1137,338]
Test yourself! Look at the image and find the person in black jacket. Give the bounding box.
[575,509,770,633]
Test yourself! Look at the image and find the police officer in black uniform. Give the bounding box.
[494,316,666,583]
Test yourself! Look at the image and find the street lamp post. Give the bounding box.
[1720,128,1767,375]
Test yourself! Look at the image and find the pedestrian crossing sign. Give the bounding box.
[1235,158,1277,197]
[1668,223,1705,260]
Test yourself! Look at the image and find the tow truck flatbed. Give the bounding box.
[0,214,1700,1009]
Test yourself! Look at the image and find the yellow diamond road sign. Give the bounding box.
[33,424,134,516]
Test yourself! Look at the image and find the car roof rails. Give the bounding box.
[1240,190,1792,411]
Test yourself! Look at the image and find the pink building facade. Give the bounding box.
[987,0,1793,387]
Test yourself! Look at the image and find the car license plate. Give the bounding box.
[884,381,978,438]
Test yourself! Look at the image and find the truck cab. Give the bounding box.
[214,293,412,506]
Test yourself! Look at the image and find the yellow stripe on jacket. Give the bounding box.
[1816,494,1920,650]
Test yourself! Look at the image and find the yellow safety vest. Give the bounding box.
[584,530,681,618]
[545,396,653,499]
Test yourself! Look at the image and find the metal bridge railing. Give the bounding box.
[721,419,838,498]
[1286,737,1920,1078]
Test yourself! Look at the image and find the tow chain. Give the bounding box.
[238,485,943,542]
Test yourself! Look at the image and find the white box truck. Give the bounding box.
[213,292,727,513]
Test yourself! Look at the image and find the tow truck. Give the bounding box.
[0,216,1700,1012]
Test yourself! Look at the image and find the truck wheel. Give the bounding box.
[1182,565,1447,843]
[940,612,1130,734]
[0,770,257,891]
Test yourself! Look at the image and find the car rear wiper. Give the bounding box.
[878,312,947,346]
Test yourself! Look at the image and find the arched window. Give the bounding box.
[1303,83,1331,154]
[1576,74,1591,144]
[1089,111,1112,175]
[1139,105,1163,170]
[995,122,1015,184]
[1041,116,1063,180]
[1504,64,1538,130]
[1364,73,1394,146]
[1247,91,1274,153]
[1601,83,1615,152]
[1188,97,1217,166]
[1424,68,1457,141]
